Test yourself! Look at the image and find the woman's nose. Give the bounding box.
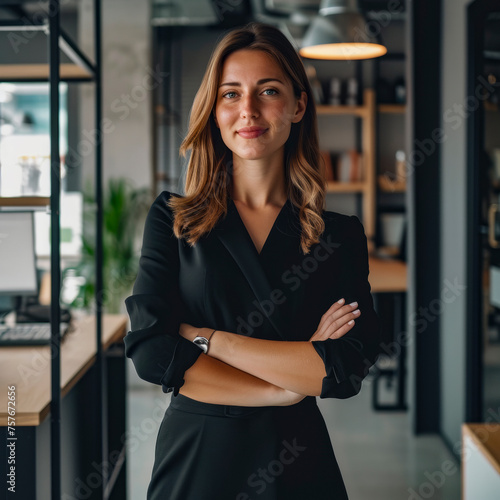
[240,95,259,119]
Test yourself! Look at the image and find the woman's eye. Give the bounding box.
[263,89,278,96]
[223,91,237,99]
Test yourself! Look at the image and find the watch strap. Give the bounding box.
[192,329,217,354]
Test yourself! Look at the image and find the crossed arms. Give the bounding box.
[124,194,381,406]
[177,298,361,407]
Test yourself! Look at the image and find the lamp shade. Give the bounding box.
[299,3,387,60]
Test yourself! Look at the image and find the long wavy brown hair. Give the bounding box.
[168,22,326,255]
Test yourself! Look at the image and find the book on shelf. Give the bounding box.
[320,150,335,181]
[336,150,363,183]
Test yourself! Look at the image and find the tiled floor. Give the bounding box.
[125,367,461,500]
[316,386,461,499]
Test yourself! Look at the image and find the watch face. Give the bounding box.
[194,336,208,353]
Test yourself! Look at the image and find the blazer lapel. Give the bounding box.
[258,201,307,340]
[215,199,301,341]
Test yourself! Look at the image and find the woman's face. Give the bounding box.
[214,49,307,164]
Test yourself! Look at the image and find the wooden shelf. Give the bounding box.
[326,181,367,193]
[378,103,406,114]
[0,63,92,81]
[375,245,401,258]
[319,88,376,241]
[0,196,50,207]
[378,176,407,192]
[316,104,368,118]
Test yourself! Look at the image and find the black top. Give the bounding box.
[124,191,382,399]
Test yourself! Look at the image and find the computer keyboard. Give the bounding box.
[0,322,70,346]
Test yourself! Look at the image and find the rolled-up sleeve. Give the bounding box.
[311,215,383,399]
[123,191,202,395]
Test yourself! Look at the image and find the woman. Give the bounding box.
[124,22,382,500]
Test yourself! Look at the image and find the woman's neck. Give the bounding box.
[230,154,287,209]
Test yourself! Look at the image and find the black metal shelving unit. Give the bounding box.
[0,2,112,498]
[370,23,409,412]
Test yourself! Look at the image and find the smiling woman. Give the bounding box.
[124,21,383,500]
[172,21,326,254]
[213,49,307,166]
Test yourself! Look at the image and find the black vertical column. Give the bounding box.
[155,26,183,194]
[465,0,483,426]
[93,0,106,497]
[49,2,62,498]
[465,0,500,424]
[408,0,442,433]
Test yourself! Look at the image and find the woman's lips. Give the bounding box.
[237,127,268,139]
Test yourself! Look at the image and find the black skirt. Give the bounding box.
[147,393,349,500]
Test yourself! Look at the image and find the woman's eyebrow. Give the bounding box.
[219,78,284,87]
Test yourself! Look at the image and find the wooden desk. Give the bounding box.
[462,423,500,499]
[368,255,408,293]
[0,314,128,499]
[368,255,408,411]
[0,314,127,426]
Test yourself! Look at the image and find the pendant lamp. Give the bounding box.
[299,0,387,60]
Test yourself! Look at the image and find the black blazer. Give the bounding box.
[124,191,382,399]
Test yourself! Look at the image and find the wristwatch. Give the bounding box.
[193,336,209,354]
[193,329,216,354]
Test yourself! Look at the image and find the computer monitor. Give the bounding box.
[0,211,38,296]
[34,191,82,258]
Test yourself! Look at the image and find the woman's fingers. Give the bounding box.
[310,316,355,342]
[310,300,361,341]
[325,317,357,340]
[314,298,346,333]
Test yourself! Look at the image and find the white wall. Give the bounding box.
[78,0,152,189]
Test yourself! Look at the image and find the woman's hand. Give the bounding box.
[309,298,360,342]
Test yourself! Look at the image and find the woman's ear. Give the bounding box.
[292,91,308,124]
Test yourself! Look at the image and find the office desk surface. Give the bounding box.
[462,423,500,475]
[0,314,127,426]
[368,256,408,293]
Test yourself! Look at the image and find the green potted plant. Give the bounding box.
[65,178,152,314]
